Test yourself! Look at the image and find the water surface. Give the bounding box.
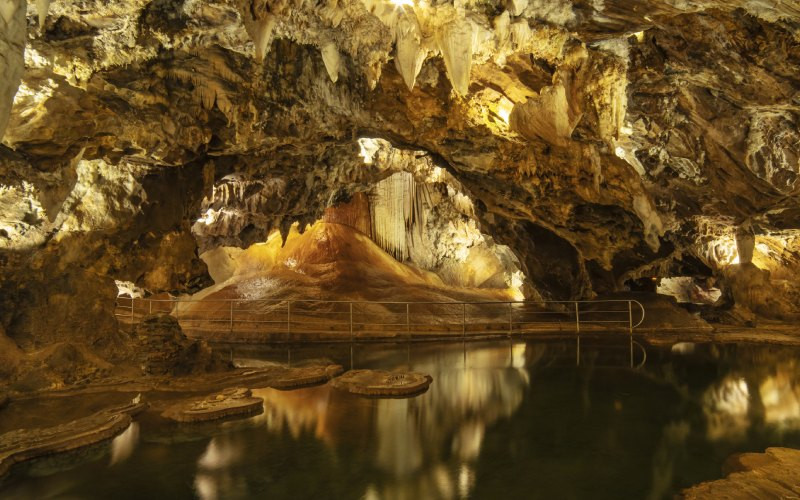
[3,338,800,499]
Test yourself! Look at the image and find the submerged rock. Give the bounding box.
[269,364,344,390]
[331,369,433,398]
[161,387,263,423]
[0,400,147,478]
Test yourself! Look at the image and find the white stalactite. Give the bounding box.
[436,15,474,96]
[36,0,50,30]
[508,0,528,16]
[320,42,341,83]
[370,172,426,261]
[394,11,426,91]
[0,0,25,141]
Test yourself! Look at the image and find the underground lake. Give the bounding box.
[2,338,800,499]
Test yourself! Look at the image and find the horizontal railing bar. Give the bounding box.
[578,320,629,323]
[116,297,645,335]
[117,297,644,306]
[574,310,630,314]
[228,320,290,324]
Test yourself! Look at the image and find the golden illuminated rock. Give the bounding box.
[161,388,264,423]
[0,0,799,388]
[330,369,433,397]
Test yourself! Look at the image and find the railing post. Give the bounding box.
[406,303,410,340]
[149,299,152,315]
[574,302,580,333]
[287,300,292,368]
[629,300,634,368]
[175,299,179,321]
[229,300,234,334]
[349,302,354,341]
[287,300,291,337]
[462,303,466,339]
[628,300,633,334]
[130,297,135,334]
[508,302,513,337]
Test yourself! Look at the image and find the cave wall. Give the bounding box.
[0,0,799,364]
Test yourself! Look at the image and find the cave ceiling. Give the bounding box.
[1,0,799,304]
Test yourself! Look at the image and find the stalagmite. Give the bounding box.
[395,11,426,91]
[320,42,341,83]
[436,16,474,96]
[736,225,756,265]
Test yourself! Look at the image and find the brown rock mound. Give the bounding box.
[681,447,800,499]
[330,369,433,397]
[161,387,263,423]
[135,314,231,376]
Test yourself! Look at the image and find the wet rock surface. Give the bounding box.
[0,400,146,478]
[161,387,263,423]
[331,369,433,397]
[269,364,344,390]
[135,314,232,376]
[681,447,800,499]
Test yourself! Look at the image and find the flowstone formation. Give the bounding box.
[0,0,799,386]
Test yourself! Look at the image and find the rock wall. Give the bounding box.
[0,0,799,378]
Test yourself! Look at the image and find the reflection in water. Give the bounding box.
[368,343,530,499]
[254,384,335,443]
[234,342,532,500]
[194,436,248,500]
[700,357,800,440]
[670,342,695,354]
[703,376,750,440]
[8,341,800,500]
[760,363,800,428]
[109,422,139,466]
[647,420,690,500]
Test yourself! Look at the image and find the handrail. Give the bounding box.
[117,297,644,305]
[115,297,646,339]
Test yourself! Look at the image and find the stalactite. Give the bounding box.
[395,10,426,91]
[369,172,428,261]
[252,15,276,61]
[320,42,341,83]
[436,15,474,96]
[36,0,50,30]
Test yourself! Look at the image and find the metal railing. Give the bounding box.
[115,297,645,341]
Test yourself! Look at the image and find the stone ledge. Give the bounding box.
[0,401,147,478]
[269,364,344,390]
[161,387,263,423]
[330,369,433,397]
[681,447,800,499]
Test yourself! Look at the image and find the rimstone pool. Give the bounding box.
[2,338,800,499]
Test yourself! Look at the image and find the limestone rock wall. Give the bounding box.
[0,0,799,377]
